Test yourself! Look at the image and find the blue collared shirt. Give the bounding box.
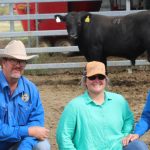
[0,70,44,150]
[56,90,134,150]
[134,90,150,136]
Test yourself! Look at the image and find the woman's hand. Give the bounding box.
[122,134,139,146]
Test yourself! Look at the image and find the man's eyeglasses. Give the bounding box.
[5,58,27,67]
[87,74,106,81]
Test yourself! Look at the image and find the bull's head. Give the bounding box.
[55,11,91,39]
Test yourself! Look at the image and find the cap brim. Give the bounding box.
[86,71,106,77]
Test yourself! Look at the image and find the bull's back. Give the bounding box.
[87,14,138,49]
[92,11,150,38]
[81,12,150,59]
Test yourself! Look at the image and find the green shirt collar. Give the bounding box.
[84,90,112,105]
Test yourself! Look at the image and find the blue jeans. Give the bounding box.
[9,139,50,150]
[123,140,148,150]
[33,139,50,150]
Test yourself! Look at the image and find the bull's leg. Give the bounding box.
[127,67,133,74]
[127,59,135,74]
[147,50,150,62]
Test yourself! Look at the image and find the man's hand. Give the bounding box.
[28,126,49,140]
[122,134,139,146]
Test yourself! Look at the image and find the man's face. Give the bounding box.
[2,58,27,81]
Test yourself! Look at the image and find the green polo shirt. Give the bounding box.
[56,91,134,150]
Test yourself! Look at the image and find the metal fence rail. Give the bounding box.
[25,60,150,70]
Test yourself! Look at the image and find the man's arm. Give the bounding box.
[0,121,28,142]
[122,91,150,146]
[18,90,49,149]
[134,91,150,136]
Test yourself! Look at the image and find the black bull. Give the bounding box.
[55,11,150,66]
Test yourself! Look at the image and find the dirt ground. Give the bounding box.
[1,39,150,149]
[27,67,150,150]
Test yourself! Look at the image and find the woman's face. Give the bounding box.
[86,74,106,95]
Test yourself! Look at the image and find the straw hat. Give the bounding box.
[86,61,106,77]
[0,40,38,61]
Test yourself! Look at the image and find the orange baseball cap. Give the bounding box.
[86,61,106,77]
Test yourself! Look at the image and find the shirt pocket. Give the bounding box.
[18,101,32,125]
[0,106,7,122]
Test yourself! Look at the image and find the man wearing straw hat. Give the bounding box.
[0,40,50,150]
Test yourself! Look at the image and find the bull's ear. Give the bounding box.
[80,12,91,23]
[84,13,92,23]
[85,15,90,23]
[55,15,65,22]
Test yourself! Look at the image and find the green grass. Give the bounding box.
[0,5,23,32]
[0,21,23,32]
[0,5,9,15]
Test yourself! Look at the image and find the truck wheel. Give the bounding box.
[39,40,52,47]
[54,39,74,55]
[54,39,73,47]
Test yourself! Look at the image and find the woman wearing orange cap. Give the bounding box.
[56,61,148,150]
